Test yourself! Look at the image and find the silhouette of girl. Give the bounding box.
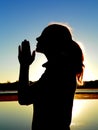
[18,23,84,130]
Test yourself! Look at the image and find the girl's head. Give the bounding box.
[36,23,72,55]
[36,22,85,85]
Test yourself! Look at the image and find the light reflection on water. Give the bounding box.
[0,99,98,130]
[71,99,98,130]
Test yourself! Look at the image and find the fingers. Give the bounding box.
[32,50,36,62]
[18,45,21,61]
[18,39,36,65]
[21,40,31,54]
[18,45,21,54]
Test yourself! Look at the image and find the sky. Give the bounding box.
[0,0,98,83]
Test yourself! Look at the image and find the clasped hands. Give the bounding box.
[18,40,35,66]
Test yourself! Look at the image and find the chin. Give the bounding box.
[36,48,44,53]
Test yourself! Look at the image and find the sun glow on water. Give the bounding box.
[72,99,86,119]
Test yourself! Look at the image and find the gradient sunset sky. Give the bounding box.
[0,0,98,82]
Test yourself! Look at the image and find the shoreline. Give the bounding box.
[74,93,98,99]
[0,94,18,101]
[0,93,98,101]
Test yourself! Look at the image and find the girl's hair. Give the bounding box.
[71,40,85,85]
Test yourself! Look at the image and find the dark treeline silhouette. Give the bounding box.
[0,80,98,91]
[0,81,34,91]
[0,81,18,91]
[81,80,98,89]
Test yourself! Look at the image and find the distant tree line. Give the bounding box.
[0,80,98,91]
[80,80,98,89]
[0,81,19,91]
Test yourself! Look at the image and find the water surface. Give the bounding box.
[0,99,98,130]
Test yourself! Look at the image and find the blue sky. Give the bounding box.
[0,0,98,82]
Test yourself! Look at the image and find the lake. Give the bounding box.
[0,89,98,130]
[0,99,98,130]
[0,101,33,130]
